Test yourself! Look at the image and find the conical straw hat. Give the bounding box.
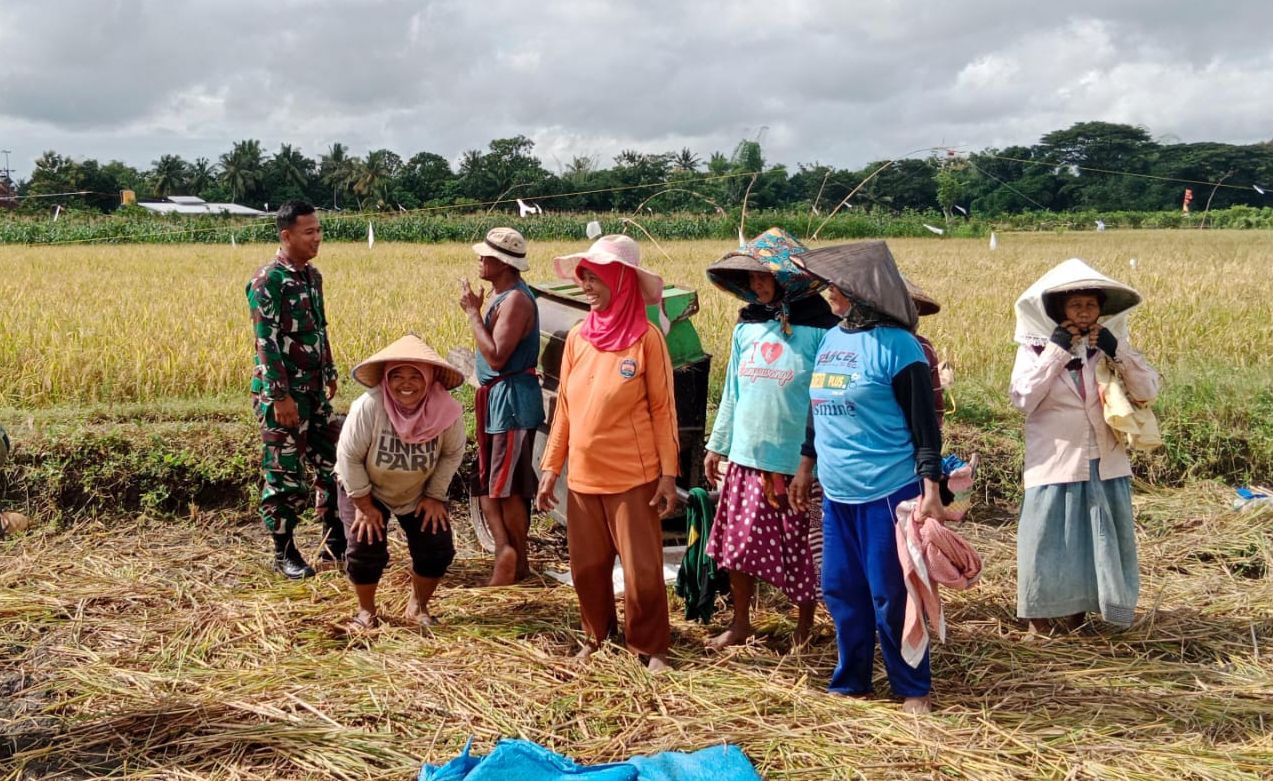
[350,334,465,390]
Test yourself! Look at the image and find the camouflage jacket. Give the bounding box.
[246,250,337,400]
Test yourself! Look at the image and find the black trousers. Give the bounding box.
[337,484,454,585]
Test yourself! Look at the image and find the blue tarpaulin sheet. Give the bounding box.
[419,738,763,781]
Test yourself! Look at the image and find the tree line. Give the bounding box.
[9,121,1273,217]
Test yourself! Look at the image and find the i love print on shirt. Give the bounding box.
[738,341,797,387]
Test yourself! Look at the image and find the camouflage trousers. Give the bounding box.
[253,391,340,537]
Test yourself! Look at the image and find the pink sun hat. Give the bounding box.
[552,234,665,306]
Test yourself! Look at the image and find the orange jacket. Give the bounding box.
[541,323,679,493]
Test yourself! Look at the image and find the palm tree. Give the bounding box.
[218,139,264,204]
[565,155,595,178]
[149,154,189,197]
[707,151,731,175]
[457,149,485,196]
[271,143,312,194]
[320,142,356,208]
[188,158,217,195]
[351,149,400,209]
[673,147,701,173]
[614,149,645,167]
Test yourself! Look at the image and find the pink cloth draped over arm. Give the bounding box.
[894,500,983,668]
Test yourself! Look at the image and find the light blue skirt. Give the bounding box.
[1016,460,1139,626]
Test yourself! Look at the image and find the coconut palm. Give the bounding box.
[565,155,596,180]
[351,149,400,209]
[218,139,264,204]
[149,154,189,197]
[320,142,357,209]
[673,147,701,173]
[188,158,217,196]
[270,143,313,195]
[614,149,645,168]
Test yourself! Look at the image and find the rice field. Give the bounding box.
[1,487,1270,780]
[1,231,1270,409]
[1,231,1272,779]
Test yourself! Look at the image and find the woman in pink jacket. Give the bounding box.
[1010,259,1160,633]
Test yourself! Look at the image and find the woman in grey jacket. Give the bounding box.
[335,335,467,633]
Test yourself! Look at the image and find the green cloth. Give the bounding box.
[675,487,729,623]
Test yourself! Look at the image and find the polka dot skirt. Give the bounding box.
[706,461,819,604]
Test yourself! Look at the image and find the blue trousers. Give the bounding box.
[822,483,930,697]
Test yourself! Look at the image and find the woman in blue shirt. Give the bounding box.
[702,228,839,652]
[790,240,946,715]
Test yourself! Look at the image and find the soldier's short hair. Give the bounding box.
[276,201,317,233]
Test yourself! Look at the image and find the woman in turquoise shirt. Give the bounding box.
[702,228,839,652]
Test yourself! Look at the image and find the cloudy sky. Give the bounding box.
[1,0,1270,179]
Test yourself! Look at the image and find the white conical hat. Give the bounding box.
[1014,258,1142,346]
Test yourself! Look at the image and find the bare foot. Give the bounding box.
[705,624,752,651]
[646,654,672,673]
[572,644,598,664]
[790,626,812,653]
[902,696,931,715]
[405,595,438,627]
[345,609,378,635]
[406,608,437,627]
[1026,618,1052,636]
[489,547,518,587]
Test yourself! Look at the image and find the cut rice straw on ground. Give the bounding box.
[1,485,1270,780]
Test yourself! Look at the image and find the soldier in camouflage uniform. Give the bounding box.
[246,200,346,579]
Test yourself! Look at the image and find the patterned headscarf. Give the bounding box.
[706,227,829,335]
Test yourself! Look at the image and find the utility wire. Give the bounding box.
[976,151,1265,191]
[964,161,1051,211]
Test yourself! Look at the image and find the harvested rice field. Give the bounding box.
[2,486,1270,780]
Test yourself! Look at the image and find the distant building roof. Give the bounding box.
[138,196,267,216]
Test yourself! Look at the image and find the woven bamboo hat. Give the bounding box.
[350,334,464,390]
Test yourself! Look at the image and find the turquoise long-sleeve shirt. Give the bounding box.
[706,320,826,476]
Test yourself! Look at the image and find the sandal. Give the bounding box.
[345,610,379,634]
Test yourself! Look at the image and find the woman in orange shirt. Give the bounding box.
[536,234,679,672]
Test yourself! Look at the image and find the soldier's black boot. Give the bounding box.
[273,533,315,579]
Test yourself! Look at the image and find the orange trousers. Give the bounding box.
[566,480,671,656]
